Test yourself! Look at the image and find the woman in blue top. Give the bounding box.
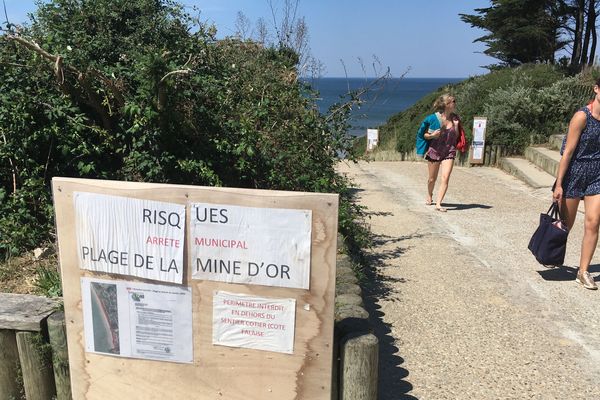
[553,77,600,290]
[416,94,460,211]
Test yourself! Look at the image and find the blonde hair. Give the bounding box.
[433,94,454,112]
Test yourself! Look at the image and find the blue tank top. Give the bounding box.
[560,107,600,161]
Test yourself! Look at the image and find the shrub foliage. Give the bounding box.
[0,0,364,257]
[354,64,599,155]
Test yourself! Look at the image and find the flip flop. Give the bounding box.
[435,207,447,212]
[425,200,433,205]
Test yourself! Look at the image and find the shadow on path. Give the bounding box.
[360,230,422,400]
[367,211,395,217]
[538,264,600,281]
[441,202,493,211]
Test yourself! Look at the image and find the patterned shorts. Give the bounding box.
[563,160,600,198]
[425,147,456,162]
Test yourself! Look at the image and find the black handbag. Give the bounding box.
[528,202,569,266]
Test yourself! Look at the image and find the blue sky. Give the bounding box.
[3,0,495,78]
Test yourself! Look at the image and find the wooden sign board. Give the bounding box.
[469,116,487,164]
[52,177,338,400]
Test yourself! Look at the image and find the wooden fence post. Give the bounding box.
[490,146,497,166]
[0,329,21,400]
[340,334,378,400]
[16,331,56,400]
[48,312,72,400]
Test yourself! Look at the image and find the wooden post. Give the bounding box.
[0,329,21,400]
[340,334,378,400]
[48,312,72,400]
[483,146,489,166]
[467,146,474,167]
[16,331,56,400]
[490,146,497,166]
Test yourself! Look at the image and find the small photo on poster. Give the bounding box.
[81,277,193,363]
[90,282,120,355]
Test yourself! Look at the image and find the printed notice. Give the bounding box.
[74,192,185,283]
[473,117,487,142]
[81,277,193,363]
[471,117,487,163]
[213,291,296,354]
[190,203,312,289]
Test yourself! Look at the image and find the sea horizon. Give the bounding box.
[304,77,465,136]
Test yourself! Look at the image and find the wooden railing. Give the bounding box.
[0,293,70,400]
[366,144,514,167]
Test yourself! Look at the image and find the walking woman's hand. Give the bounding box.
[428,129,441,139]
[553,185,563,203]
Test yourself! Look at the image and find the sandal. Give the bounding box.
[425,199,433,205]
[435,206,447,212]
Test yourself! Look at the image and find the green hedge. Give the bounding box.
[0,0,367,257]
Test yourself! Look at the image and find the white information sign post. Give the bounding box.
[81,277,193,363]
[366,128,379,151]
[470,116,487,164]
[212,291,296,354]
[74,192,185,283]
[190,203,312,289]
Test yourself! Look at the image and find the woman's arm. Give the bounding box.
[424,129,441,139]
[420,114,439,140]
[553,110,586,202]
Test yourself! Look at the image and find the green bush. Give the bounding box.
[483,85,539,149]
[0,0,366,257]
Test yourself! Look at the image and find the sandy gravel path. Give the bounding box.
[337,161,600,400]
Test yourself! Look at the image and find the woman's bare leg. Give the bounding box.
[435,158,454,209]
[427,161,440,204]
[561,197,581,231]
[579,194,600,273]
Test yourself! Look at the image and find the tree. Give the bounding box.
[461,0,564,67]
[563,0,599,71]
[461,0,599,72]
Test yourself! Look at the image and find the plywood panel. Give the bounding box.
[52,177,338,400]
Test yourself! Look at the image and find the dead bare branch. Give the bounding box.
[6,34,119,129]
[88,69,125,108]
[159,69,192,83]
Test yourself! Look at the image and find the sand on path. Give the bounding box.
[338,160,600,400]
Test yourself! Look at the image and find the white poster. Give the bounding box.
[81,277,193,363]
[190,203,312,289]
[367,129,379,151]
[471,117,487,162]
[74,192,185,283]
[473,118,487,142]
[212,291,296,354]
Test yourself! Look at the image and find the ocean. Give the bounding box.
[305,77,463,137]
